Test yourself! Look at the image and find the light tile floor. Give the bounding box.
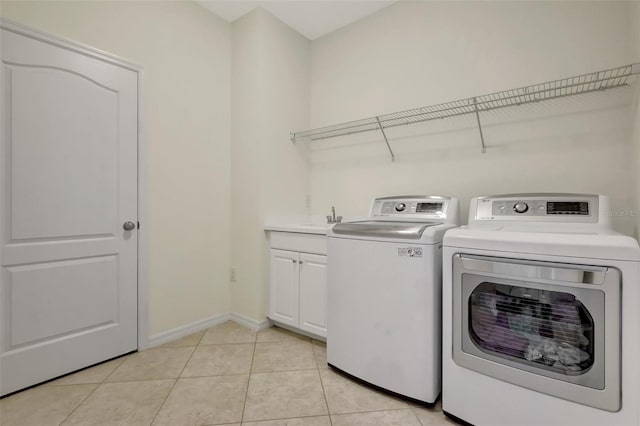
[0,322,461,426]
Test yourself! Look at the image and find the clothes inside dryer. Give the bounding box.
[469,283,594,376]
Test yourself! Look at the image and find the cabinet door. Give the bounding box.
[269,249,299,327]
[299,253,327,337]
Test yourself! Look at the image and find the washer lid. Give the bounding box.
[332,220,439,239]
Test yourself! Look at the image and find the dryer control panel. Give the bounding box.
[473,194,600,223]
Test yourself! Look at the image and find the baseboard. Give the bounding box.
[229,312,271,331]
[146,312,271,348]
[147,313,231,348]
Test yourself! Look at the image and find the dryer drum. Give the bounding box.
[468,283,594,376]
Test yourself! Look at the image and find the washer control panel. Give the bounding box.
[475,194,598,222]
[381,200,443,215]
[371,196,452,220]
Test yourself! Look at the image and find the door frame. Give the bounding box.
[0,18,150,350]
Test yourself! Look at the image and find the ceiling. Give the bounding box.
[196,1,397,40]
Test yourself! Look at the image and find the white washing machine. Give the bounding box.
[442,194,640,425]
[327,195,459,404]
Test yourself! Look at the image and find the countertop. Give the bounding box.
[264,215,367,235]
[264,223,333,235]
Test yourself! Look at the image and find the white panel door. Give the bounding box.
[269,249,299,327]
[0,26,138,395]
[299,253,327,337]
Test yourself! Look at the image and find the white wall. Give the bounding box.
[1,1,233,335]
[309,1,636,235]
[2,1,638,329]
[231,9,309,320]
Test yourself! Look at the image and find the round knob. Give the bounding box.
[395,203,406,212]
[513,202,529,214]
[123,221,136,231]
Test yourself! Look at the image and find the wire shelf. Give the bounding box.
[291,63,640,159]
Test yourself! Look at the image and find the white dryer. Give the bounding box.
[442,194,640,426]
[327,195,459,404]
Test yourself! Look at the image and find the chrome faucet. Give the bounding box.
[327,206,343,224]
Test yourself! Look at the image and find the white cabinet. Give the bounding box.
[298,252,327,337]
[269,249,300,328]
[268,232,327,338]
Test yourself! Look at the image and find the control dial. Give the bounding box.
[513,202,529,214]
[395,203,406,212]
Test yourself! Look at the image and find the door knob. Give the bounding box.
[123,221,136,231]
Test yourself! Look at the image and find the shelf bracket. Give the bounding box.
[472,97,487,154]
[375,116,395,162]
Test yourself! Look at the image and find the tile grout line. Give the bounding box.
[56,383,100,425]
[240,328,314,423]
[148,344,197,425]
[152,325,253,425]
[242,332,328,423]
[57,357,129,425]
[169,371,258,380]
[408,404,428,426]
[329,407,427,426]
[239,413,333,424]
[312,340,333,426]
[192,330,205,347]
[239,328,259,423]
[409,401,446,426]
[331,407,422,417]
[315,349,333,426]
[246,366,319,376]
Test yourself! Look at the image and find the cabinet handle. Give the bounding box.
[299,260,304,264]
[292,259,297,263]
